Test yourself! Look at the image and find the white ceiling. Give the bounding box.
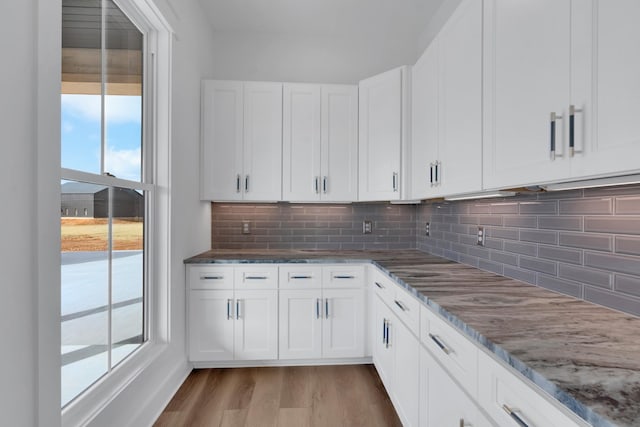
[197,0,446,39]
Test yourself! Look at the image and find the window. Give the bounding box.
[61,0,150,408]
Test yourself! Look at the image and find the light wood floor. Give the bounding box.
[154,364,402,427]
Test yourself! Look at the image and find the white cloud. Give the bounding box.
[61,94,141,124]
[104,146,141,181]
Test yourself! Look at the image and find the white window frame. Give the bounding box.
[60,0,173,424]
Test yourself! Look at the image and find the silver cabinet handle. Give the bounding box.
[314,176,320,194]
[374,281,384,289]
[569,104,583,157]
[333,275,355,279]
[236,299,241,320]
[394,300,407,311]
[236,174,241,193]
[429,163,434,187]
[227,299,233,320]
[502,404,529,427]
[290,275,312,280]
[382,319,387,344]
[392,172,398,192]
[245,175,249,192]
[549,112,563,160]
[323,176,328,194]
[316,298,321,319]
[385,320,391,348]
[428,333,451,355]
[201,275,223,280]
[325,298,329,318]
[435,161,441,186]
[245,275,268,280]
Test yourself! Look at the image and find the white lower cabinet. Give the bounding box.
[189,289,235,362]
[233,290,278,360]
[420,347,494,427]
[279,266,365,360]
[373,295,420,427]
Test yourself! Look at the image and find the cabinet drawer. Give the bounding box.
[188,265,234,290]
[421,305,478,397]
[322,265,365,288]
[234,265,278,289]
[390,286,420,337]
[478,351,587,427]
[371,267,396,303]
[279,265,322,289]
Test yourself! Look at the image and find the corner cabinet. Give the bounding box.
[358,66,412,201]
[411,0,482,199]
[483,0,640,190]
[201,80,283,201]
[282,84,358,202]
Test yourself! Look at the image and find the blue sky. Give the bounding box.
[61,94,142,182]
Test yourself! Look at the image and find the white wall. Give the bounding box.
[0,0,38,425]
[416,0,464,56]
[207,30,418,84]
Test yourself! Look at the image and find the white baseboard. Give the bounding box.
[192,357,373,369]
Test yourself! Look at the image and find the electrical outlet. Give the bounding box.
[477,226,485,246]
[363,220,373,234]
[425,222,430,236]
[242,221,250,234]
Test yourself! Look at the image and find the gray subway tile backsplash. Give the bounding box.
[211,184,640,317]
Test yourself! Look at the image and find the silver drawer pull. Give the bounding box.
[374,281,384,289]
[502,404,529,427]
[333,275,355,279]
[290,275,312,280]
[201,275,223,280]
[394,300,407,311]
[245,275,268,280]
[428,333,451,355]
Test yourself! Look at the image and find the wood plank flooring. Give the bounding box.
[154,364,402,427]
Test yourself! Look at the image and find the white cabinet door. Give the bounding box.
[411,41,439,200]
[392,314,420,427]
[321,84,358,201]
[483,0,572,189]
[282,84,321,202]
[279,289,323,360]
[373,296,394,389]
[359,67,403,201]
[437,0,482,196]
[201,81,243,201]
[234,290,278,360]
[243,82,283,201]
[570,1,640,179]
[322,288,365,358]
[189,290,234,362]
[420,347,494,427]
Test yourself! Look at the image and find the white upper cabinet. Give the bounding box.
[201,80,244,201]
[412,0,482,199]
[483,0,640,190]
[282,84,358,202]
[570,1,640,179]
[243,82,283,201]
[483,0,573,190]
[201,80,282,201]
[359,66,410,201]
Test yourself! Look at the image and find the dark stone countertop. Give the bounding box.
[185,249,640,427]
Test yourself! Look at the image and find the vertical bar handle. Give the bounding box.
[429,163,434,187]
[245,175,249,192]
[569,105,583,157]
[550,112,563,160]
[323,176,328,194]
[385,320,390,348]
[227,299,232,320]
[325,298,329,318]
[316,298,320,319]
[236,299,240,320]
[315,176,319,194]
[382,319,387,344]
[236,174,241,193]
[392,172,398,192]
[435,161,440,185]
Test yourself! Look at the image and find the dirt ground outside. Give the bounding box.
[61,218,144,252]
